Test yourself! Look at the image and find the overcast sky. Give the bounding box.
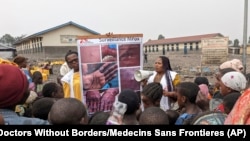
[1,0,248,43]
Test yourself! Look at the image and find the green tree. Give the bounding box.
[0,34,15,45]
[15,34,26,42]
[0,34,26,45]
[158,34,165,40]
[233,39,240,47]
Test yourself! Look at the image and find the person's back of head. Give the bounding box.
[0,64,29,108]
[166,109,180,125]
[32,71,43,84]
[175,82,199,104]
[42,82,64,98]
[88,111,110,125]
[13,56,27,68]
[223,92,241,114]
[48,98,87,125]
[194,76,209,86]
[118,89,140,115]
[139,106,169,125]
[0,64,49,125]
[32,97,56,120]
[141,82,163,108]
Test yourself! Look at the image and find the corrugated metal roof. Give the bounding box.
[14,21,100,44]
[0,43,15,50]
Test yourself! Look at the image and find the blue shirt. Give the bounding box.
[0,109,50,125]
[175,113,197,125]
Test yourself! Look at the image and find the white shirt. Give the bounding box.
[60,62,71,76]
[147,71,177,111]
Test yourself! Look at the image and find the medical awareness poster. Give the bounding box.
[77,34,143,115]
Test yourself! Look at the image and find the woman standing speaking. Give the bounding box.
[147,56,181,111]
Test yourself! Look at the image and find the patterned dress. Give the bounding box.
[224,88,250,125]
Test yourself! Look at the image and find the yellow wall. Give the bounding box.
[42,25,96,46]
[15,25,98,52]
[240,45,250,54]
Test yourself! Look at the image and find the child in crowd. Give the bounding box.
[175,82,201,125]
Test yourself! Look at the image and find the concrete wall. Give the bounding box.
[42,25,95,46]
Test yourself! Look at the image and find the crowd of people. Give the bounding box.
[0,52,250,125]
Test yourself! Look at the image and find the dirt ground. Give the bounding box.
[143,53,250,85]
[47,53,250,86]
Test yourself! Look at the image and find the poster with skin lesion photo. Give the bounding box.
[119,67,141,91]
[81,62,118,90]
[118,43,141,67]
[101,44,117,62]
[77,33,143,115]
[80,45,101,63]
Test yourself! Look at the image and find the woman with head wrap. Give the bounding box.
[220,71,246,95]
[219,59,244,72]
[0,64,49,124]
[205,68,237,112]
[215,71,247,113]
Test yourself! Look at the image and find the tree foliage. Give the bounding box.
[0,34,15,44]
[15,34,27,42]
[158,34,165,40]
[233,39,240,47]
[0,34,26,45]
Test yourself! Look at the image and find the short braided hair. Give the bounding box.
[141,82,163,103]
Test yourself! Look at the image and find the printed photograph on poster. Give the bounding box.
[85,88,119,115]
[80,45,101,63]
[81,62,118,90]
[77,34,143,116]
[120,67,141,91]
[101,44,117,62]
[119,43,140,67]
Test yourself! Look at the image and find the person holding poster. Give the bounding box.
[61,51,83,102]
